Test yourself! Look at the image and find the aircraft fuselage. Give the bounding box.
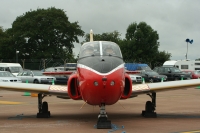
[77,56,125,105]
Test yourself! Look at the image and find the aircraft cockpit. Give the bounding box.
[79,41,122,58]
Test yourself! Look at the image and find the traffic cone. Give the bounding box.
[23,80,31,96]
[142,78,145,84]
[196,86,200,89]
[52,79,55,85]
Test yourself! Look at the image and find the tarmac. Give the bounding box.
[0,86,200,133]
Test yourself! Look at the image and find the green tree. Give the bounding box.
[83,31,122,44]
[0,27,15,59]
[120,22,171,67]
[11,7,84,59]
[152,51,171,68]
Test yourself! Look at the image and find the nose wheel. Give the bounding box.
[96,104,111,129]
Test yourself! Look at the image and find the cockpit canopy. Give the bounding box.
[79,41,122,58]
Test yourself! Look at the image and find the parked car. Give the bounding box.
[44,67,69,85]
[182,70,200,79]
[17,70,56,84]
[153,66,191,81]
[129,74,142,83]
[139,70,167,83]
[0,71,22,82]
[44,67,65,72]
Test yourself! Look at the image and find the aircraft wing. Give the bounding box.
[0,82,68,96]
[131,79,200,96]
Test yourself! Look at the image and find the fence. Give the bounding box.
[0,58,77,70]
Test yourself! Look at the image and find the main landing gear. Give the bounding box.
[96,104,111,129]
[142,92,157,118]
[37,93,51,118]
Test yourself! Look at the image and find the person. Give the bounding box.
[83,45,94,56]
[104,46,115,55]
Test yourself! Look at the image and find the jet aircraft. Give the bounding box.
[1,30,200,129]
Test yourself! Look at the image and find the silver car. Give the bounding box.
[0,71,22,83]
[129,74,142,83]
[17,70,56,84]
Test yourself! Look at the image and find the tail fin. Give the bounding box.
[90,29,93,42]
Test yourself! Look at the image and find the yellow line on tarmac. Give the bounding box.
[0,100,23,105]
[179,130,200,133]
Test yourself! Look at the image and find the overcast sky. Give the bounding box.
[1,0,200,60]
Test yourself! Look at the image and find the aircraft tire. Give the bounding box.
[145,101,153,112]
[42,101,48,113]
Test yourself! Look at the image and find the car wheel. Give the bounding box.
[33,79,39,84]
[174,77,179,81]
[149,78,154,83]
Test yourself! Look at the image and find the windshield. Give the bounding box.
[146,71,159,75]
[102,42,122,57]
[79,41,122,58]
[32,71,43,76]
[79,42,100,58]
[140,66,151,70]
[0,71,15,77]
[194,71,200,74]
[170,67,181,72]
[9,67,23,73]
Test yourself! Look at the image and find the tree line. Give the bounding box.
[0,7,171,68]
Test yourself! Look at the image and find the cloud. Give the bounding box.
[1,0,200,60]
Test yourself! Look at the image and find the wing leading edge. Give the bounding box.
[131,79,200,96]
[0,82,68,96]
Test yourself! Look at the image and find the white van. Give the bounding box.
[0,63,23,76]
[163,60,200,71]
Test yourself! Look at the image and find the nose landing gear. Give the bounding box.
[96,104,111,129]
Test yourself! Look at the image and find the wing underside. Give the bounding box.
[0,82,68,96]
[131,79,200,96]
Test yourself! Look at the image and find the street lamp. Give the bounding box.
[185,38,193,60]
[16,50,19,63]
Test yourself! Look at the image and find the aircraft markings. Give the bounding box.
[0,100,23,105]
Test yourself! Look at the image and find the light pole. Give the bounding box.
[186,41,188,60]
[185,38,193,60]
[16,50,19,63]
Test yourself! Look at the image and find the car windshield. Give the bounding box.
[170,68,181,72]
[146,71,159,75]
[140,66,151,70]
[194,71,200,74]
[0,71,15,77]
[183,71,191,74]
[9,67,23,73]
[32,71,43,76]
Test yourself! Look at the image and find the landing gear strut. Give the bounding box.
[96,104,111,129]
[142,92,157,118]
[37,93,51,118]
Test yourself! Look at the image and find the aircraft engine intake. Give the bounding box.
[67,74,82,100]
[120,73,132,99]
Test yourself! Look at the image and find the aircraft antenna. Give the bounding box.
[90,29,93,42]
[80,100,87,109]
[118,101,125,109]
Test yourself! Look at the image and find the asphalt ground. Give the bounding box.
[0,87,200,133]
